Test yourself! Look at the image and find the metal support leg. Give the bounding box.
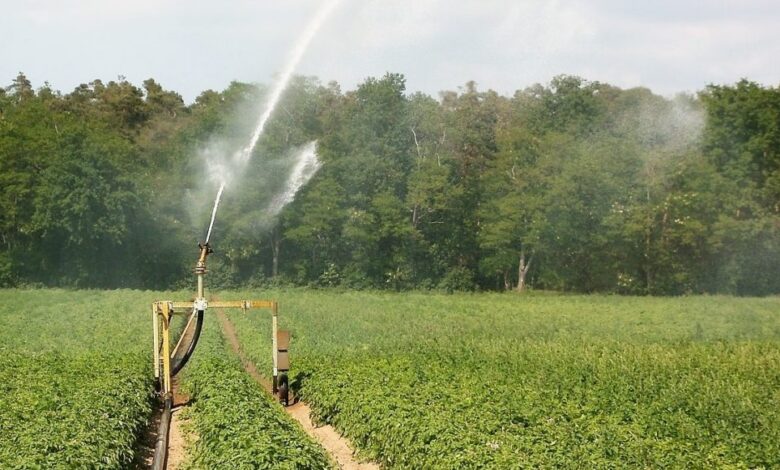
[152,303,160,387]
[161,302,172,399]
[272,301,278,394]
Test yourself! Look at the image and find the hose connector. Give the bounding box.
[195,242,212,275]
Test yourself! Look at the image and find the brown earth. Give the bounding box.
[165,406,188,469]
[134,359,195,469]
[132,404,160,469]
[132,391,192,470]
[216,310,379,470]
[166,377,193,470]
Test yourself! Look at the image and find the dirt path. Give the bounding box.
[216,310,379,470]
[166,378,192,470]
[134,368,193,469]
[132,405,160,469]
[132,396,191,469]
[166,406,187,469]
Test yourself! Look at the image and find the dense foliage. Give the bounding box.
[227,289,780,468]
[0,289,159,468]
[1,73,778,294]
[0,289,335,468]
[1,288,777,467]
[0,352,150,468]
[178,313,333,469]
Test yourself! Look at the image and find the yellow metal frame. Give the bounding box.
[170,300,276,310]
[152,243,288,401]
[152,299,280,400]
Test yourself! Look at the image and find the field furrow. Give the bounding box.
[175,312,333,469]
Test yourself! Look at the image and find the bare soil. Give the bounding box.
[133,366,194,469]
[217,310,379,470]
[132,404,160,469]
[166,377,193,470]
[166,406,188,470]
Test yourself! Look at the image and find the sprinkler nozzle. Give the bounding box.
[195,242,213,274]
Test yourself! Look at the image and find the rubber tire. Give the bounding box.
[278,374,289,406]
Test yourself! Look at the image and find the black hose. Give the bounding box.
[171,309,204,377]
[151,396,172,470]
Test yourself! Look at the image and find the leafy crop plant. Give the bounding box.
[227,289,780,468]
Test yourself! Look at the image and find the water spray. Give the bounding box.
[266,142,322,217]
[204,184,224,244]
[234,0,341,167]
[204,0,340,246]
[150,3,341,467]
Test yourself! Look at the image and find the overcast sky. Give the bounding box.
[2,0,779,102]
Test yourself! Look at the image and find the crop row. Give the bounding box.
[0,289,161,468]
[177,312,333,469]
[0,350,152,468]
[226,289,780,468]
[294,342,780,468]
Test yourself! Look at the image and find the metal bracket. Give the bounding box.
[193,298,208,311]
[152,299,283,393]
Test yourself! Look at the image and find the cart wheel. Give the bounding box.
[278,373,289,406]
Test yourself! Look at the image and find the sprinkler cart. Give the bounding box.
[150,243,291,468]
[152,242,291,404]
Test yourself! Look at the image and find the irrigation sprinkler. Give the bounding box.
[152,242,291,405]
[151,242,291,468]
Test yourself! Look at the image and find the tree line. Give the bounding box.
[0,72,777,294]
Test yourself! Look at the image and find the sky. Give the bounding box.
[2,0,779,102]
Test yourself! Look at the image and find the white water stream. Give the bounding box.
[204,184,224,244]
[266,141,322,218]
[203,0,340,243]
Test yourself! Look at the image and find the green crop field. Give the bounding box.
[226,290,780,468]
[0,289,330,469]
[1,288,779,468]
[0,289,159,468]
[178,313,333,469]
